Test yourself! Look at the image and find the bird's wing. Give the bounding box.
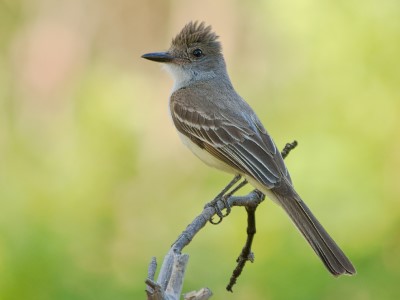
[170,90,291,189]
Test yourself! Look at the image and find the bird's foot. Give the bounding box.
[205,195,231,225]
[204,175,248,225]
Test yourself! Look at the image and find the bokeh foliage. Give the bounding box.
[0,0,399,299]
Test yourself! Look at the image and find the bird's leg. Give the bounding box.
[204,175,241,220]
[211,179,249,224]
[205,174,248,225]
[219,179,248,216]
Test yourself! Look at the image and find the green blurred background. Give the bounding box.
[1,0,399,299]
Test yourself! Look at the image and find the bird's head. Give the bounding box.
[142,21,226,85]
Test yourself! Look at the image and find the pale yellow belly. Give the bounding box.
[178,132,237,174]
[178,132,280,205]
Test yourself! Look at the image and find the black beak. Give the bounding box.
[141,51,174,63]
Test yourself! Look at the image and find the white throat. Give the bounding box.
[163,64,216,92]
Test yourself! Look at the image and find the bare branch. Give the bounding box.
[172,190,265,253]
[146,251,190,300]
[144,140,298,299]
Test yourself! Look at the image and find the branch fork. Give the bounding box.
[145,141,298,299]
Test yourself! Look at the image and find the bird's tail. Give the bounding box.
[272,185,356,276]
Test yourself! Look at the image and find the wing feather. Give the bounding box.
[170,88,290,188]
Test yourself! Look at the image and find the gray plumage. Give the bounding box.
[142,21,356,276]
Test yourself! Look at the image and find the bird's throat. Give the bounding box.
[163,64,217,92]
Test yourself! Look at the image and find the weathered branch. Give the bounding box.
[172,190,265,253]
[183,288,213,300]
[145,141,298,299]
[146,251,190,300]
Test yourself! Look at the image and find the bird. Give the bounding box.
[141,21,356,276]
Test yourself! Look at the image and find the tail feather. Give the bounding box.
[272,185,356,276]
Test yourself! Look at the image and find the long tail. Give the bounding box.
[271,185,356,276]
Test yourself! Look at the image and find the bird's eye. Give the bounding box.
[192,48,203,58]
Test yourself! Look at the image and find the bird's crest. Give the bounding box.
[171,21,221,51]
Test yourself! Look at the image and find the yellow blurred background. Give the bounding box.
[1,0,399,299]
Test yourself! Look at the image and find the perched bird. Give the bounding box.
[142,21,356,276]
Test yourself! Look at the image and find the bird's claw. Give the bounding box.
[206,195,231,225]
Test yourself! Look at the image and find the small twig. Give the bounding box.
[148,257,157,280]
[226,140,298,291]
[281,140,298,159]
[146,257,158,295]
[226,205,257,292]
